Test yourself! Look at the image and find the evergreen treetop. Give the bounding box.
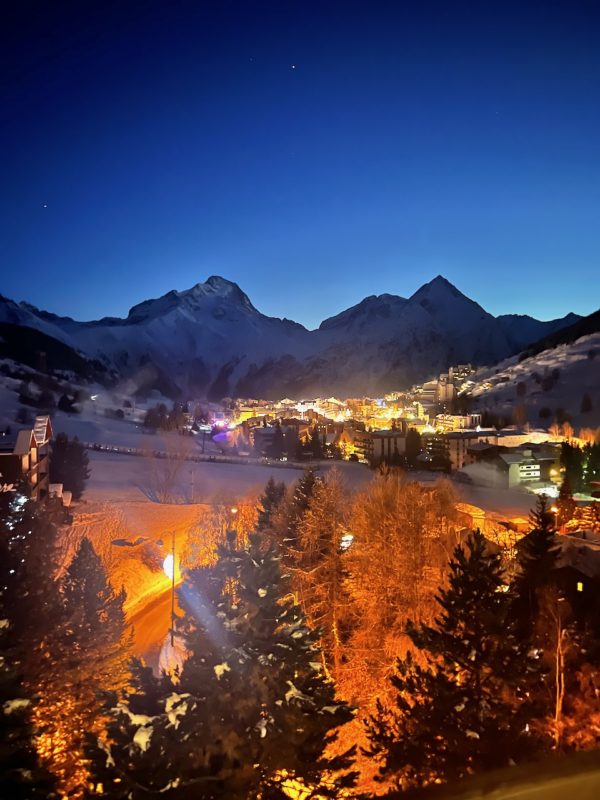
[257,477,286,531]
[365,530,539,789]
[0,489,58,799]
[89,531,355,799]
[512,494,561,638]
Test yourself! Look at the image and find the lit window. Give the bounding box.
[577,581,583,592]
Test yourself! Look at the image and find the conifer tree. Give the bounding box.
[50,433,91,500]
[34,537,130,796]
[365,531,539,789]
[0,490,57,799]
[89,532,355,798]
[512,494,560,639]
[257,477,286,531]
[556,476,576,527]
[283,468,319,548]
[86,660,175,798]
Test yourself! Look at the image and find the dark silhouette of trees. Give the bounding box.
[50,433,90,500]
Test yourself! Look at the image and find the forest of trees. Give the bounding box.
[2,468,600,797]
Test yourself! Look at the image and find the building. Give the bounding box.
[461,445,560,489]
[0,415,53,500]
[338,427,406,464]
[423,428,497,470]
[435,413,483,432]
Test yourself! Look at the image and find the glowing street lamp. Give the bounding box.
[163,553,175,581]
[161,531,176,646]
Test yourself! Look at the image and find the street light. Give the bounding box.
[163,531,176,646]
[163,553,175,581]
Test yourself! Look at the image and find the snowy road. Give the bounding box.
[129,585,180,671]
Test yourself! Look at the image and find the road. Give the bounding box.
[84,440,319,471]
[129,585,181,671]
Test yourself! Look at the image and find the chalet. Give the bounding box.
[0,415,53,500]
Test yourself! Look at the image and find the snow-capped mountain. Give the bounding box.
[468,326,600,429]
[0,275,580,398]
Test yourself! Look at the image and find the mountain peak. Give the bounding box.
[419,274,460,294]
[192,275,257,312]
[205,275,238,291]
[410,274,475,305]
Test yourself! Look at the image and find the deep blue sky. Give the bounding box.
[1,0,599,329]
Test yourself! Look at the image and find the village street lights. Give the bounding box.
[162,531,177,647]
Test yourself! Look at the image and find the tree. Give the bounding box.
[37,389,56,410]
[89,532,356,798]
[182,497,258,570]
[49,433,90,500]
[512,402,528,427]
[581,393,593,414]
[560,442,585,494]
[33,538,129,797]
[291,470,350,678]
[404,428,421,466]
[15,407,32,425]
[257,477,286,531]
[557,476,576,527]
[511,494,560,640]
[85,659,172,798]
[58,394,76,414]
[272,468,319,548]
[0,489,57,799]
[143,406,160,429]
[365,531,540,790]
[345,474,459,706]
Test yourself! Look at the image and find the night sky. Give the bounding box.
[1,0,599,329]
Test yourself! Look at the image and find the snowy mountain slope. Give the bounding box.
[467,329,600,429]
[0,275,580,398]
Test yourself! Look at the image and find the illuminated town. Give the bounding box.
[2,2,600,799]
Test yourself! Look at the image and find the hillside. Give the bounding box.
[0,322,109,382]
[467,329,600,430]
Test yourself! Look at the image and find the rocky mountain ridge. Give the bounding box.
[0,275,580,399]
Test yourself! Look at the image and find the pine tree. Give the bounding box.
[365,531,539,789]
[284,468,319,548]
[556,476,576,527]
[89,532,355,798]
[560,441,584,494]
[50,433,91,500]
[0,487,64,673]
[15,535,129,798]
[257,477,286,531]
[0,490,57,799]
[512,494,560,639]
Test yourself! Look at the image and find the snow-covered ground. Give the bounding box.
[84,450,369,503]
[0,363,540,527]
[467,332,600,429]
